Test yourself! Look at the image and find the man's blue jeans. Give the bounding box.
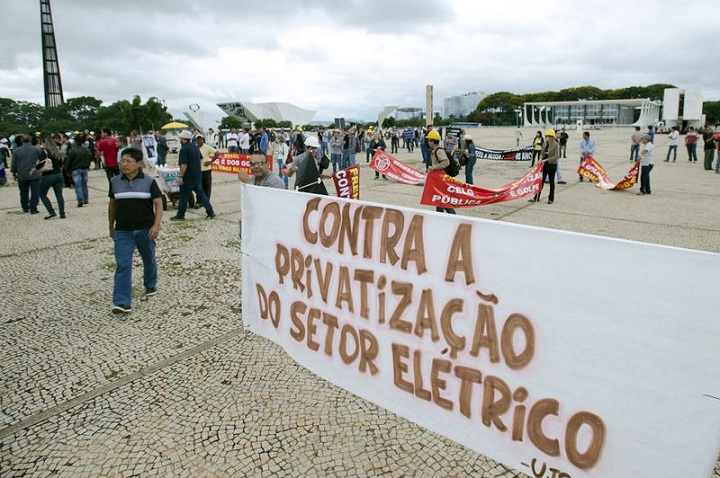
[177,182,213,218]
[330,153,342,173]
[113,229,157,306]
[630,144,640,161]
[72,168,89,202]
[18,177,41,212]
[277,157,288,189]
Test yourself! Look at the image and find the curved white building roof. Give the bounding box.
[217,101,316,126]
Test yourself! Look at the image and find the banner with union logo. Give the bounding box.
[369,150,426,185]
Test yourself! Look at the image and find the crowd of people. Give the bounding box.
[3,121,719,314]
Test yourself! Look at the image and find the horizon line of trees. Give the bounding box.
[2,85,718,135]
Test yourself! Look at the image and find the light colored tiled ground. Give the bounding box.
[1,126,718,477]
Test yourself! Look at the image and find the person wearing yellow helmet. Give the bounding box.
[421,126,438,172]
[529,129,560,204]
[426,128,456,214]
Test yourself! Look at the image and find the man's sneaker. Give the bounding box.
[145,288,157,297]
[170,216,185,221]
[206,213,216,219]
[112,304,132,314]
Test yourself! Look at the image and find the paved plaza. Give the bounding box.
[1,126,719,477]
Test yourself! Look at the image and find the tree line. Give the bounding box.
[0,95,173,136]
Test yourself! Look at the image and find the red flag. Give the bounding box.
[369,150,426,185]
[578,156,639,190]
[420,163,544,208]
[332,164,360,199]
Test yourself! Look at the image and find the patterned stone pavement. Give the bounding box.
[1,127,719,477]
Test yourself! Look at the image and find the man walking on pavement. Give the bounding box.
[171,131,215,221]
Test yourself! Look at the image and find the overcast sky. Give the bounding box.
[1,0,717,124]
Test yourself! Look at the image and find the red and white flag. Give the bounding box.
[332,164,360,199]
[369,150,426,185]
[578,156,639,190]
[420,163,544,208]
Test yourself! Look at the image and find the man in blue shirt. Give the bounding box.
[578,131,596,182]
[171,130,215,220]
[258,127,269,154]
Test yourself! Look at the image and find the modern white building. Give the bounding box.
[523,98,661,128]
[662,87,705,130]
[216,101,316,126]
[443,91,485,118]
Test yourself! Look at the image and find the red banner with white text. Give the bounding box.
[420,162,544,208]
[332,165,360,199]
[578,156,639,190]
[369,150,426,185]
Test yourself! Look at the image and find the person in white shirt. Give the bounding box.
[238,129,250,154]
[664,126,679,162]
[638,135,654,195]
[226,128,239,153]
[269,135,289,189]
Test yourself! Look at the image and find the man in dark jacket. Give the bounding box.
[64,137,93,207]
[171,130,215,220]
[10,134,42,213]
[289,136,329,195]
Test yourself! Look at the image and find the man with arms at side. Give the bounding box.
[578,131,595,182]
[10,134,41,214]
[108,147,163,314]
[95,128,120,191]
[64,135,93,207]
[171,131,215,221]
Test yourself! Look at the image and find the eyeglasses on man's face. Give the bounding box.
[249,161,266,167]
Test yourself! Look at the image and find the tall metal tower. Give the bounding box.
[39,0,64,107]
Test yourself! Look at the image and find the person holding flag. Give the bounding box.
[426,129,456,214]
[529,129,560,204]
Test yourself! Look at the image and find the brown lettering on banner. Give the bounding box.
[445,223,476,285]
[511,387,529,441]
[358,329,379,375]
[391,343,414,394]
[313,258,333,303]
[440,299,466,359]
[413,288,440,341]
[481,375,512,431]
[275,244,289,284]
[388,281,413,333]
[412,350,432,401]
[353,269,374,319]
[360,205,383,259]
[454,365,482,418]
[335,265,354,312]
[527,399,561,458]
[339,324,359,365]
[319,202,341,247]
[380,209,403,266]
[565,412,605,469]
[402,215,427,274]
[339,203,361,255]
[502,314,535,370]
[430,358,453,410]
[470,302,501,363]
[322,313,339,356]
[289,301,307,342]
[303,197,321,244]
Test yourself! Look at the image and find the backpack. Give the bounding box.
[435,148,460,177]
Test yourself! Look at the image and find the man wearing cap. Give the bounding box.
[288,135,329,195]
[171,130,215,220]
[10,134,42,213]
[529,130,560,204]
[196,135,218,201]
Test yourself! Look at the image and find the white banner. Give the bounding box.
[241,185,720,478]
[142,134,157,165]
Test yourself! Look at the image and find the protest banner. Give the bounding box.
[241,185,720,478]
[474,146,534,162]
[142,134,157,165]
[212,152,274,175]
[369,150,426,185]
[332,165,360,199]
[578,156,639,190]
[420,163,544,208]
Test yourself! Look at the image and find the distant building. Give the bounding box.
[443,91,485,118]
[523,98,661,128]
[662,87,705,130]
[216,101,315,126]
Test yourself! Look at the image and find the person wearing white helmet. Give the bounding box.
[288,135,330,195]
